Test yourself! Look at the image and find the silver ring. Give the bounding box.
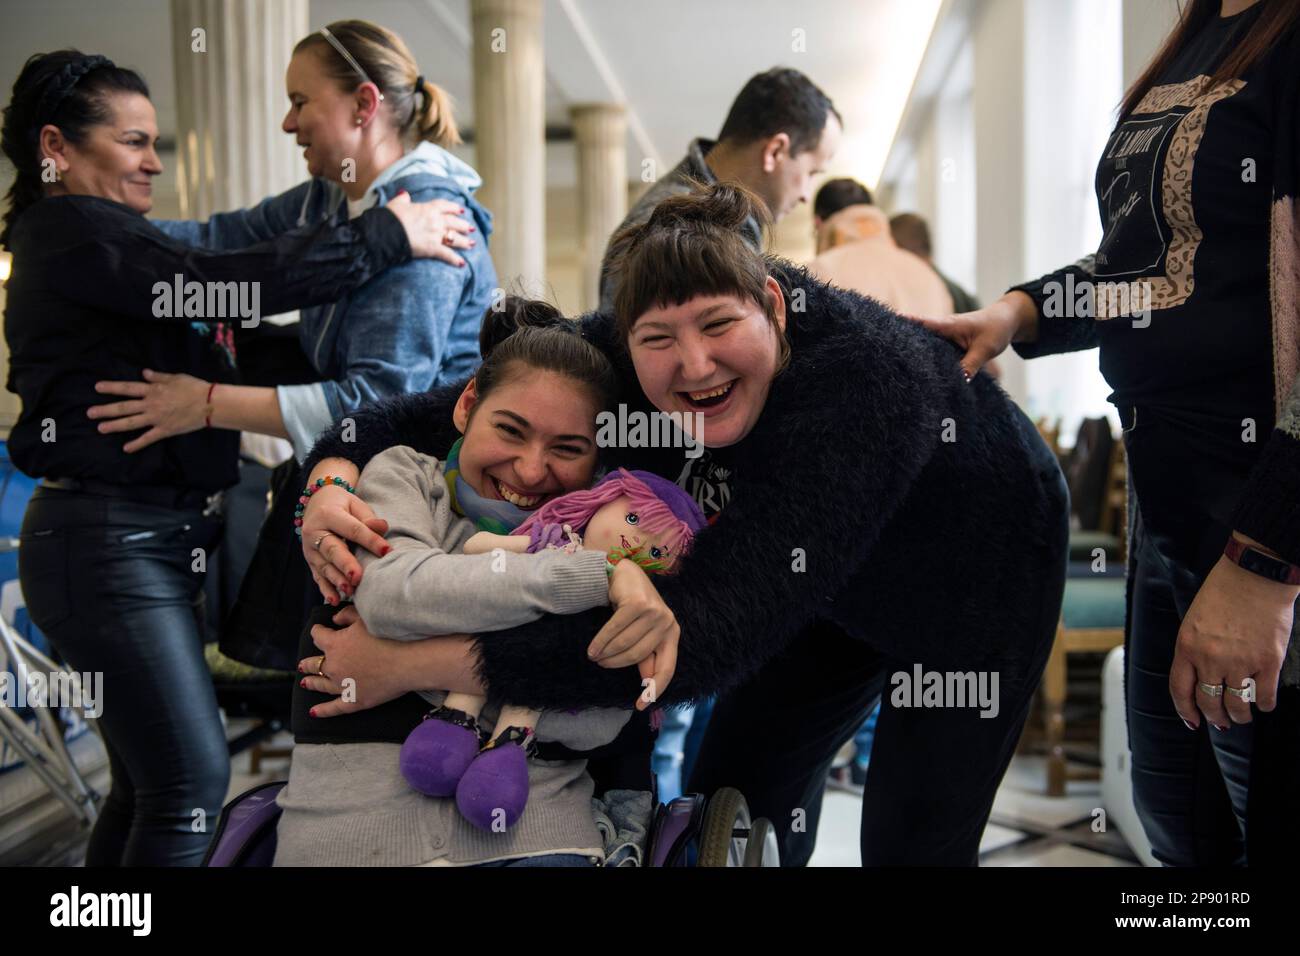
[313,531,337,552]
[1197,681,1224,698]
[1224,683,1251,699]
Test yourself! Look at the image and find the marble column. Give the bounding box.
[170,0,308,465]
[170,0,308,217]
[570,104,627,312]
[471,0,546,297]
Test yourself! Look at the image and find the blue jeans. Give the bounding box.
[1119,403,1259,865]
[853,702,881,769]
[652,704,695,802]
[653,698,716,802]
[681,696,714,784]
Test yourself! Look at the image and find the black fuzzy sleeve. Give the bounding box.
[37,196,411,320]
[301,383,467,479]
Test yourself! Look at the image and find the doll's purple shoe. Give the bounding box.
[455,727,536,831]
[400,706,485,797]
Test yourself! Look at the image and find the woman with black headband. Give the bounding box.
[1,49,458,866]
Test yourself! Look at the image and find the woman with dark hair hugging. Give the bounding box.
[295,182,1070,866]
[2,49,458,866]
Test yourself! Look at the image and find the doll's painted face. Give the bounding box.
[582,496,679,569]
[452,367,600,509]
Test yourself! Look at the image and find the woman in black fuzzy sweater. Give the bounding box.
[295,183,1070,865]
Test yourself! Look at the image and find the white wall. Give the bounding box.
[1020,0,1122,441]
[970,0,1028,403]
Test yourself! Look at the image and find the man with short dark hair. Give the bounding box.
[599,67,841,312]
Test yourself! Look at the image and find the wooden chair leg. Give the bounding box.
[1044,621,1068,797]
[249,742,293,775]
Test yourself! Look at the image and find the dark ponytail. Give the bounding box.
[474,296,619,413]
[1,50,150,248]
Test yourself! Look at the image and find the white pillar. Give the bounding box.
[972,0,1028,405]
[171,0,308,465]
[569,104,627,313]
[472,0,546,297]
[170,0,308,217]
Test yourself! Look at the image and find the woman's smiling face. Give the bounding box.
[44,92,162,214]
[282,50,363,182]
[627,276,787,448]
[452,367,601,510]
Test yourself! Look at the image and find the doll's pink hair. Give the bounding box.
[513,468,699,562]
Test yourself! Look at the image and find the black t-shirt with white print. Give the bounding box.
[673,446,736,524]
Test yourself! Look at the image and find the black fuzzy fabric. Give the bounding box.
[303,261,1070,709]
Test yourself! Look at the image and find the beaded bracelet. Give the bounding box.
[293,475,357,537]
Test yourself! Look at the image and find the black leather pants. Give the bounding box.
[18,487,229,866]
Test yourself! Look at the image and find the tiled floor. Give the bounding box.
[809,753,1142,867]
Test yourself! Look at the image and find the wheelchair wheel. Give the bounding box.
[744,816,780,867]
[698,786,776,867]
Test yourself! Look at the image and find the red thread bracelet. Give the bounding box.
[205,382,216,428]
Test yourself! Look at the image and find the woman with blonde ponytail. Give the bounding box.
[89,19,497,464]
[414,75,459,149]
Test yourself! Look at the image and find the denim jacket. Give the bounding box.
[153,143,496,458]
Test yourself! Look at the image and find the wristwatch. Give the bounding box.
[1223,537,1300,586]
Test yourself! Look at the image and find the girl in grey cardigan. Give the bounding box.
[275,300,669,867]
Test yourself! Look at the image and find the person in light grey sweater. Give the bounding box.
[275,297,671,867]
[273,447,628,866]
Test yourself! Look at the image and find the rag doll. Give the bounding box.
[400,468,706,831]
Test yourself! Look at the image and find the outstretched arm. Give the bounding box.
[911,256,1102,380]
[303,388,465,477]
[1008,255,1103,358]
[151,182,314,249]
[50,199,411,319]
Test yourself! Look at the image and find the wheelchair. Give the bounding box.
[202,710,780,868]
